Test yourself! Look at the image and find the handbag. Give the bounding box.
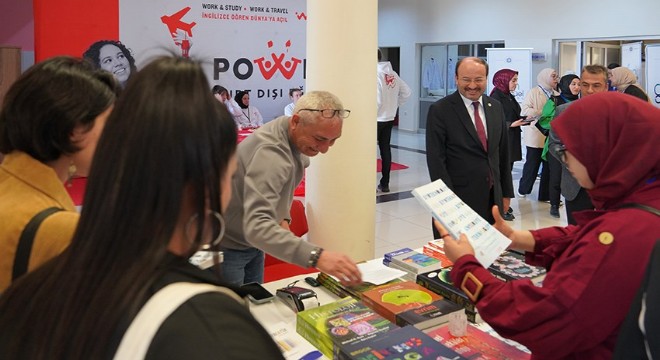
[13,207,63,280]
[113,282,244,360]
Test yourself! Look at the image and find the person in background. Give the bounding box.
[233,90,263,128]
[439,92,660,359]
[221,91,362,287]
[0,56,118,293]
[609,67,650,102]
[548,65,609,225]
[537,74,580,218]
[212,85,243,120]
[426,57,513,232]
[0,56,284,359]
[489,68,527,221]
[284,88,303,116]
[83,40,137,88]
[518,68,558,202]
[377,49,411,193]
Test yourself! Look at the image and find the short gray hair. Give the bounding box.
[293,91,345,123]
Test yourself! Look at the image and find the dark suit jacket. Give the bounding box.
[425,91,514,222]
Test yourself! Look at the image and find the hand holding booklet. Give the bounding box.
[412,179,511,268]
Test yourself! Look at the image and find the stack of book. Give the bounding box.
[422,239,454,268]
[426,323,531,359]
[296,297,395,359]
[361,281,464,330]
[336,325,466,360]
[383,248,444,281]
[316,272,402,301]
[416,268,482,323]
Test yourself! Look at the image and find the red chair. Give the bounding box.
[263,199,317,282]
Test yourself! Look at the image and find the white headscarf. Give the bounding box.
[537,68,557,91]
[610,67,640,92]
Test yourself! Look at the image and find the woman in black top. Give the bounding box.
[490,69,526,220]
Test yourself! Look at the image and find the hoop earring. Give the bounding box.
[66,162,77,188]
[185,211,226,249]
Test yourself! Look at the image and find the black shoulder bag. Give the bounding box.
[12,207,64,281]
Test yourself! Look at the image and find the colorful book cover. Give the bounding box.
[361,281,443,324]
[426,323,531,359]
[386,248,443,274]
[396,298,464,330]
[296,297,395,359]
[488,250,546,286]
[423,239,454,268]
[337,325,466,360]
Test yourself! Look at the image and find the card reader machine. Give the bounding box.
[276,285,319,312]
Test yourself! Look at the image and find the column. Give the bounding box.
[304,0,377,262]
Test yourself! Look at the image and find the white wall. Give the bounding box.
[379,0,660,131]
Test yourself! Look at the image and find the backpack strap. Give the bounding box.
[616,203,660,217]
[12,207,64,280]
[113,282,244,360]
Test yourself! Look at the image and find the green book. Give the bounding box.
[296,297,395,359]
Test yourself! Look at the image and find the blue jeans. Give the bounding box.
[220,247,265,286]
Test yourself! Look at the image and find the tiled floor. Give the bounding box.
[374,129,567,258]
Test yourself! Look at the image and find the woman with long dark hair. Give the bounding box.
[0,57,283,359]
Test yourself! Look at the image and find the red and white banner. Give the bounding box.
[120,0,307,121]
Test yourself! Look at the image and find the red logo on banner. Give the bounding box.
[161,7,197,58]
[295,12,307,20]
[254,40,302,80]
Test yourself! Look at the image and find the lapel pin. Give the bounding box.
[487,103,492,107]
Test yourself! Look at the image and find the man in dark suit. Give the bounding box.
[426,57,513,237]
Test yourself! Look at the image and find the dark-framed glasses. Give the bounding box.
[298,108,351,119]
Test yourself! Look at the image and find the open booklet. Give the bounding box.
[412,179,511,268]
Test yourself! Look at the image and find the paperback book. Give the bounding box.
[412,179,511,267]
[488,250,546,286]
[416,268,482,323]
[296,297,395,359]
[336,325,466,360]
[383,248,444,274]
[426,323,531,359]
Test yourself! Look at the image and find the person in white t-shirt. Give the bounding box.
[283,88,303,116]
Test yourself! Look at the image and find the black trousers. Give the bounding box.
[565,188,594,225]
[377,120,395,187]
[519,147,549,201]
[547,154,563,207]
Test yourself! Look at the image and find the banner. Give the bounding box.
[119,0,306,121]
[646,44,660,108]
[486,48,533,104]
[621,42,642,88]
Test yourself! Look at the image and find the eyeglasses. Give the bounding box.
[298,109,351,119]
[552,143,568,167]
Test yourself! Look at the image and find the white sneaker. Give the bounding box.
[517,191,527,198]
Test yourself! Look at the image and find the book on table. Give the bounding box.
[416,268,482,323]
[426,323,531,359]
[488,250,546,286]
[361,280,464,329]
[296,297,395,359]
[423,239,454,268]
[316,272,403,301]
[412,179,511,268]
[336,325,466,360]
[383,248,444,274]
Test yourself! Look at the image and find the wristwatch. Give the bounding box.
[308,247,324,268]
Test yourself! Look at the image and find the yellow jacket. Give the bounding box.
[0,152,78,292]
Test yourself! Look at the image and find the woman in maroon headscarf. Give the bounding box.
[490,69,527,220]
[438,92,660,359]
